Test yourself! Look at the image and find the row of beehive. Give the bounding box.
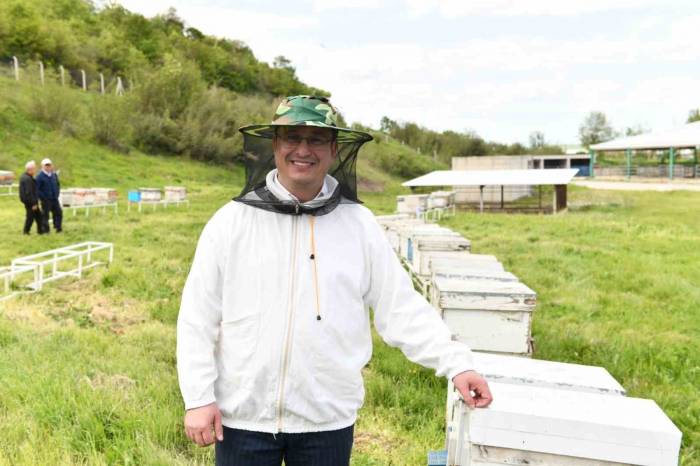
[60,188,118,206]
[0,170,16,185]
[127,186,187,203]
[375,214,681,466]
[396,191,455,215]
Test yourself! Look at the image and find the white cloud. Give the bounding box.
[404,0,695,18]
[113,1,700,142]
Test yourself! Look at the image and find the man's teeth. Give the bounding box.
[291,161,314,166]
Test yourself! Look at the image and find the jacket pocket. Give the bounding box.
[217,313,260,389]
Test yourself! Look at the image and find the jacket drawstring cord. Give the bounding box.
[309,216,322,321]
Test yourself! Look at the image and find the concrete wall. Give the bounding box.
[451,156,532,203]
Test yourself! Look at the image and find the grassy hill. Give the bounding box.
[1,76,698,464]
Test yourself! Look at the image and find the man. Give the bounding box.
[35,158,62,233]
[177,96,492,466]
[18,160,42,235]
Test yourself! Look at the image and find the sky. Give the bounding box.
[114,0,700,145]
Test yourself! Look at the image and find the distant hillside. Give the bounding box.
[0,0,324,97]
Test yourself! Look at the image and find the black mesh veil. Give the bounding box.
[233,132,371,216]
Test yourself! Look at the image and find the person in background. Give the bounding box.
[18,160,43,235]
[36,158,62,233]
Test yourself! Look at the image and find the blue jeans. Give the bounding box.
[215,425,354,466]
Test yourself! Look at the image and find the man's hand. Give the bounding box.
[452,370,493,409]
[184,402,224,446]
[32,204,38,211]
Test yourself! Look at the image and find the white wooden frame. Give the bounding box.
[10,241,113,292]
[127,198,190,212]
[0,184,19,196]
[0,264,39,302]
[68,202,119,217]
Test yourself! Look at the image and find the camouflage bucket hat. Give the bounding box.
[239,95,373,144]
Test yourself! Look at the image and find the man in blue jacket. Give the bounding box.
[36,158,63,233]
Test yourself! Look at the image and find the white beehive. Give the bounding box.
[447,382,681,466]
[431,276,536,354]
[380,218,426,252]
[445,352,627,439]
[432,265,519,283]
[395,223,449,259]
[396,194,429,215]
[428,190,456,208]
[420,251,503,277]
[164,186,187,201]
[139,188,162,202]
[93,188,118,204]
[59,188,77,206]
[0,170,15,185]
[411,235,472,271]
[375,213,411,226]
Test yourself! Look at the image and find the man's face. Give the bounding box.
[272,126,337,193]
[43,163,53,173]
[27,166,35,176]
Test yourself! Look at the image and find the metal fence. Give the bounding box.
[0,56,127,95]
[593,164,698,178]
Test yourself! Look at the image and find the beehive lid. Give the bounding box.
[434,277,536,310]
[472,352,625,395]
[414,235,470,248]
[433,266,518,282]
[429,256,505,273]
[466,382,682,465]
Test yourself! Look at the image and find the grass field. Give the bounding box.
[1,103,698,464]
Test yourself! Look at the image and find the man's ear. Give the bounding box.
[330,140,338,159]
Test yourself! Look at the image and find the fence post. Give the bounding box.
[115,77,124,96]
[99,73,105,94]
[39,61,45,86]
[589,149,595,178]
[12,56,19,81]
[81,69,86,91]
[59,65,65,86]
[669,147,675,181]
[626,148,631,179]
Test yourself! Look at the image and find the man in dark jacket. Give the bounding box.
[19,161,43,235]
[36,158,63,233]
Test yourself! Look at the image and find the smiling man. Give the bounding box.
[177,95,492,466]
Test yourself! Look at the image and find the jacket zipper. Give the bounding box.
[276,211,300,431]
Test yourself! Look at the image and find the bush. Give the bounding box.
[132,113,179,155]
[89,94,132,152]
[28,83,85,135]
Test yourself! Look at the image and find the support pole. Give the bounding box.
[589,149,595,178]
[669,147,675,181]
[39,61,45,86]
[626,148,632,179]
[99,73,105,94]
[500,185,504,210]
[538,185,543,212]
[115,76,124,96]
[479,185,484,214]
[81,69,87,91]
[12,56,19,81]
[60,65,65,86]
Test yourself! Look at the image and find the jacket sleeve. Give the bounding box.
[19,176,28,204]
[364,216,474,381]
[177,215,225,410]
[36,174,46,200]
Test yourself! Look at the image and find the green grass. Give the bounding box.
[1,78,698,464]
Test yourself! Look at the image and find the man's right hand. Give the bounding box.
[184,402,224,447]
[32,204,38,211]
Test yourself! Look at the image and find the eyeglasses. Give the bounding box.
[279,134,333,147]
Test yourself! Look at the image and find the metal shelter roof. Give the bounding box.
[591,121,700,151]
[402,169,578,187]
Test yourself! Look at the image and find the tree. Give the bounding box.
[528,131,545,149]
[624,124,649,136]
[579,111,615,147]
[687,109,700,123]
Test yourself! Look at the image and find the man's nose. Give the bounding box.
[294,139,312,156]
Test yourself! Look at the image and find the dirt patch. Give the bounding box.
[354,428,401,452]
[358,177,385,193]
